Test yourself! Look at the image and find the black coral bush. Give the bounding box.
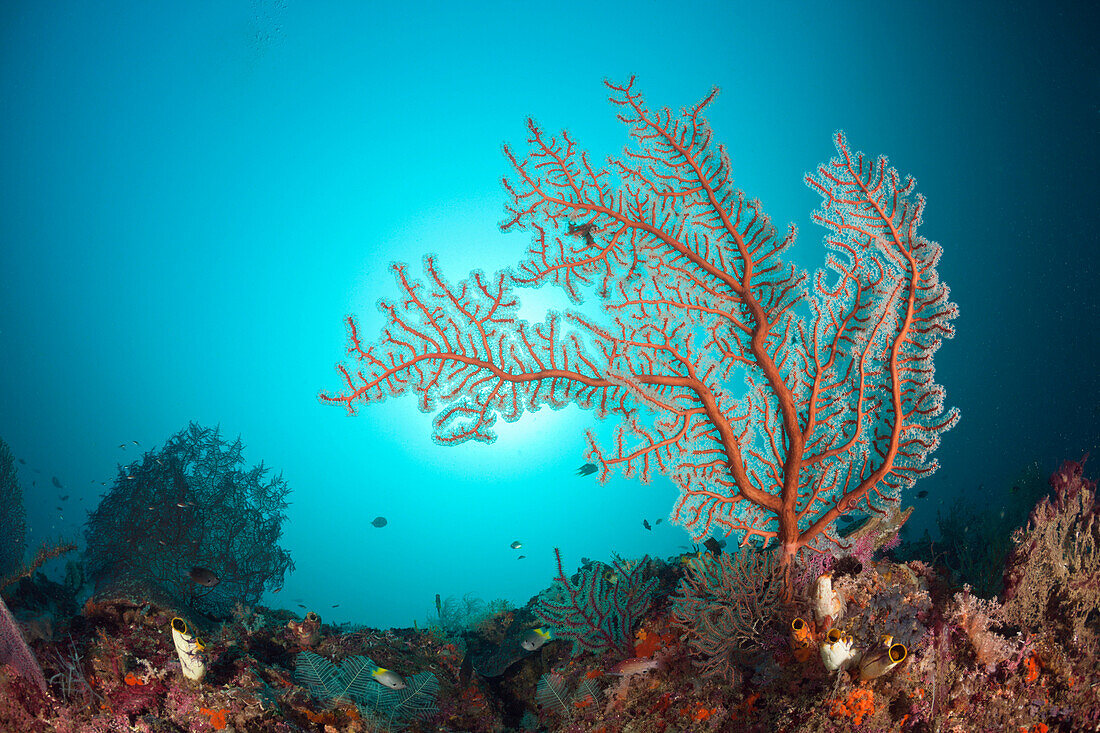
[84,422,293,618]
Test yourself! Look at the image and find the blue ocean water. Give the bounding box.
[1,0,1097,630]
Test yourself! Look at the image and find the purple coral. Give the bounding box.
[0,594,46,694]
[671,547,784,683]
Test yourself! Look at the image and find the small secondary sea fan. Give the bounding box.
[296,652,439,727]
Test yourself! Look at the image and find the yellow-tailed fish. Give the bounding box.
[371,666,407,689]
[521,627,553,651]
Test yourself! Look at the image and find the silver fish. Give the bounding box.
[371,667,406,690]
[521,628,552,651]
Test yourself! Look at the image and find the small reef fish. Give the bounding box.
[187,567,220,588]
[704,537,730,554]
[642,519,651,530]
[607,656,662,676]
[18,458,25,464]
[655,518,663,525]
[52,476,64,489]
[371,666,407,690]
[521,628,553,651]
[576,463,597,476]
[510,540,523,549]
[517,555,526,560]
[916,490,929,498]
[371,516,387,528]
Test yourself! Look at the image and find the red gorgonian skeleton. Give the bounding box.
[320,78,959,593]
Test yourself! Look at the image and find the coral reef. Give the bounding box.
[0,457,1097,731]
